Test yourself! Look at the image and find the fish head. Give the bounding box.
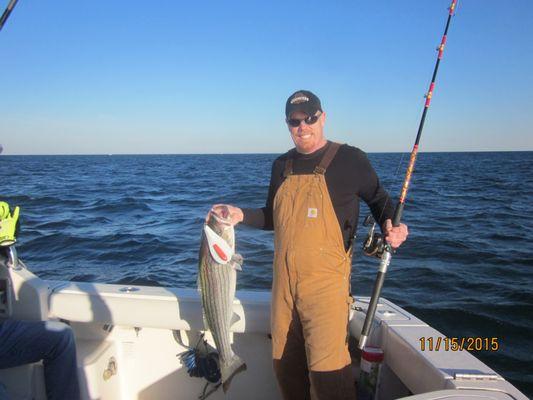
[207,209,233,235]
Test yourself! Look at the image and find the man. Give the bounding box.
[0,202,80,400]
[211,90,408,400]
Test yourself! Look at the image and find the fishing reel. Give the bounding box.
[362,215,387,259]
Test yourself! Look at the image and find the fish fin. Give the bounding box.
[229,312,241,327]
[221,355,247,393]
[202,309,209,331]
[232,253,244,264]
[231,253,244,270]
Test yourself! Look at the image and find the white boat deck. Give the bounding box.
[0,259,528,400]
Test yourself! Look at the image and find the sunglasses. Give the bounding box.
[286,113,321,128]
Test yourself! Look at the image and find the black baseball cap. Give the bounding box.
[285,90,323,119]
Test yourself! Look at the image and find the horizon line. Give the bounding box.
[1,149,532,156]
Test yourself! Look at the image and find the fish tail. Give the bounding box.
[221,354,247,393]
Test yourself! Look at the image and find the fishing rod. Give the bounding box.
[0,0,18,32]
[358,0,458,350]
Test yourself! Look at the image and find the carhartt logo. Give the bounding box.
[307,208,318,218]
[290,95,309,105]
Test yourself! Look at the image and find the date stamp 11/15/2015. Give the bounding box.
[419,337,500,352]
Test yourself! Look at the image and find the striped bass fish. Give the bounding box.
[198,210,246,392]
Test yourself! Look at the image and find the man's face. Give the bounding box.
[287,111,327,154]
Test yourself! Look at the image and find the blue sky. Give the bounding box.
[1,0,532,154]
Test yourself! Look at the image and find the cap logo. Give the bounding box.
[290,95,309,105]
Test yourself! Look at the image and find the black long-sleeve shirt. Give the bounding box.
[243,141,394,250]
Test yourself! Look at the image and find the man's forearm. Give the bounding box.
[369,192,395,229]
[242,208,268,229]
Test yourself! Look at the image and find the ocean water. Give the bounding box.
[1,152,532,396]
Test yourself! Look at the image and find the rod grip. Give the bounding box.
[392,202,404,227]
[358,270,386,349]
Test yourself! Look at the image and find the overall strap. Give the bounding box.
[283,150,295,178]
[314,142,341,175]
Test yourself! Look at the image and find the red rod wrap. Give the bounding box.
[438,36,447,58]
[425,82,436,107]
[450,0,457,14]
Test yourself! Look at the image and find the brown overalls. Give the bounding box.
[272,143,356,400]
